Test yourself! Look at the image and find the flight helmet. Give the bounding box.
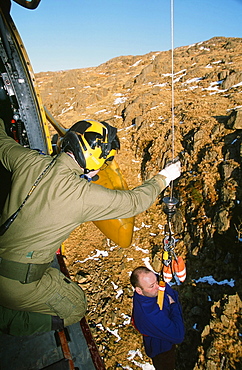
[61,120,120,172]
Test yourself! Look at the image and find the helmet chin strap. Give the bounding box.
[66,151,99,178]
[84,169,100,178]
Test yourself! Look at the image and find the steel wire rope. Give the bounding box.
[170,0,175,199]
[162,0,178,242]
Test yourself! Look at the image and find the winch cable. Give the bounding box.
[171,0,175,163]
[158,0,187,292]
[163,0,178,235]
[170,0,176,198]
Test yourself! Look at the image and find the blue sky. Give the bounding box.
[11,0,242,73]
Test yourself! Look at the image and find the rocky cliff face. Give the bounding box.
[36,36,242,370]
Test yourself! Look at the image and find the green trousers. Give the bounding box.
[0,306,52,336]
[0,267,87,336]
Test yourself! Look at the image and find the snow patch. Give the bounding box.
[131,59,143,67]
[74,249,109,263]
[114,96,127,104]
[194,276,235,287]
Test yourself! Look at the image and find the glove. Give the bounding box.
[159,159,181,186]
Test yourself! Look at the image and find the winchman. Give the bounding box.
[0,118,181,336]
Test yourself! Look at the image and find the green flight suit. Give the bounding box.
[0,118,167,335]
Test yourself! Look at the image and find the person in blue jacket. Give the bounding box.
[130,266,185,370]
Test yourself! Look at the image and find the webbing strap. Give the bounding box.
[0,257,51,283]
[157,281,166,310]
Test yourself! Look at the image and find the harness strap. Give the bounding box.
[0,257,51,283]
[157,281,166,310]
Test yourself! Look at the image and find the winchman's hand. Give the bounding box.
[159,158,181,186]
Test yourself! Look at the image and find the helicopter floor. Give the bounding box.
[0,321,97,370]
